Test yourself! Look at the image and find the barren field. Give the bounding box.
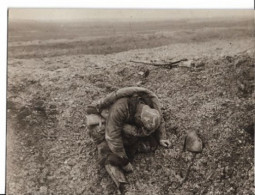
[7,17,254,195]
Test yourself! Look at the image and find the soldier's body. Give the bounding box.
[86,87,170,189]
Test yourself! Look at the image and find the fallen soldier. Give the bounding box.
[86,87,170,190]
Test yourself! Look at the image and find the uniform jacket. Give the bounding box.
[94,87,167,159]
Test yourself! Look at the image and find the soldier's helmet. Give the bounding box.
[140,104,161,134]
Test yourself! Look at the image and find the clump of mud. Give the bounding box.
[7,51,254,194]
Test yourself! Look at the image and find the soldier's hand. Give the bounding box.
[160,139,171,148]
[122,162,134,173]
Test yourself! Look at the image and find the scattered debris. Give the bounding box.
[179,60,194,68]
[136,81,143,86]
[138,71,144,76]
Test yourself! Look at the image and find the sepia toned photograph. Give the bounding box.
[7,9,254,194]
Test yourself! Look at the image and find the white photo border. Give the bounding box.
[1,0,254,194]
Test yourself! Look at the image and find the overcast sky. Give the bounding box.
[9,9,253,22]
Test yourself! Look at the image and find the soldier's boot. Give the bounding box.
[119,183,127,195]
[105,164,128,189]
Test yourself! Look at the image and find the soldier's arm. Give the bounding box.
[157,117,167,141]
[105,102,128,160]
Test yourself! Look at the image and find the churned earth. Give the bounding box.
[7,19,254,194]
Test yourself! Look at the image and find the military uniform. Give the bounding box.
[87,87,167,167]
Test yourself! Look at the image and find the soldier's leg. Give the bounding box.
[97,141,128,166]
[97,141,128,189]
[97,141,112,166]
[123,124,139,160]
[105,153,129,167]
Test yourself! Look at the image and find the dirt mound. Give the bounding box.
[7,50,254,194]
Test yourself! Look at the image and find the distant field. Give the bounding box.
[8,18,253,58]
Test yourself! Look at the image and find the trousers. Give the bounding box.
[97,131,158,167]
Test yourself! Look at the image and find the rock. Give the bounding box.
[184,131,203,153]
[225,56,233,63]
[18,106,30,119]
[144,69,150,78]
[136,81,143,86]
[243,123,254,137]
[34,100,45,112]
[39,186,48,194]
[138,71,144,76]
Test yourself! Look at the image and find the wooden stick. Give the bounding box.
[130,59,188,69]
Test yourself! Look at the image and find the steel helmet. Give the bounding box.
[140,104,161,133]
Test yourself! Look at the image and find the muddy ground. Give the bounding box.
[7,18,254,195]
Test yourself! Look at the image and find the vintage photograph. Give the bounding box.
[7,9,254,194]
